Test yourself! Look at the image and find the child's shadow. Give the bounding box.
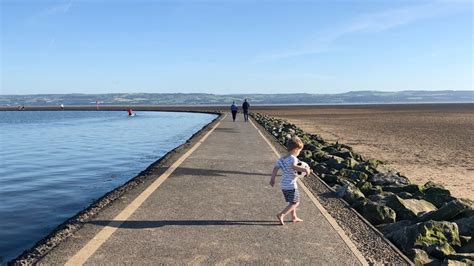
[90,220,279,228]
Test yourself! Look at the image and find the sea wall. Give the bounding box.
[251,113,473,265]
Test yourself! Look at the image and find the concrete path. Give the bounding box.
[39,114,365,265]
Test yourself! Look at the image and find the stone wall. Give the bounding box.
[252,113,474,265]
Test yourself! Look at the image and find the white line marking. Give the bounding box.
[249,118,369,266]
[66,114,227,266]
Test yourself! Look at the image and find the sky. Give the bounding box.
[1,0,473,95]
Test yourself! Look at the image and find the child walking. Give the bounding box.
[270,136,310,225]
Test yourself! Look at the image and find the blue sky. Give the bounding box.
[1,0,473,95]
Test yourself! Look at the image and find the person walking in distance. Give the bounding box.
[230,101,238,122]
[242,99,250,122]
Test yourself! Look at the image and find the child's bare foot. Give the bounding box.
[292,217,303,223]
[277,214,285,225]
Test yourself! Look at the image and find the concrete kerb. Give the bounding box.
[10,111,224,265]
[249,115,413,266]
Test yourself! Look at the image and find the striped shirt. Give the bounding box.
[276,155,298,189]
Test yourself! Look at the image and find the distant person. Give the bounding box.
[270,136,310,225]
[128,108,134,116]
[242,99,250,122]
[230,101,238,122]
[60,104,64,110]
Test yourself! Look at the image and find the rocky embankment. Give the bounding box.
[252,113,474,265]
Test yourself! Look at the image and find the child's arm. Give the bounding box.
[270,166,279,187]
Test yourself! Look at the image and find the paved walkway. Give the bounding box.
[40,114,365,265]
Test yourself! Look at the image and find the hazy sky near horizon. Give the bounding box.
[1,0,473,95]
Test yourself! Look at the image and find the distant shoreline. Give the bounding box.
[1,102,473,112]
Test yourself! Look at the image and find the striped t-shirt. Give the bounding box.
[276,155,298,189]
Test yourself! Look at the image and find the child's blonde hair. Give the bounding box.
[286,136,304,152]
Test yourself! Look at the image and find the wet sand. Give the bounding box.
[253,104,474,201]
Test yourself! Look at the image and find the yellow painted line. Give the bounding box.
[66,114,227,266]
[249,119,369,266]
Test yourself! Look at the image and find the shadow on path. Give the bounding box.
[89,220,279,228]
[172,167,269,177]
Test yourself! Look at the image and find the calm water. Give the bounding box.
[0,111,216,263]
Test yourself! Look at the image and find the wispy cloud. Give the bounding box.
[28,0,74,23]
[254,2,467,62]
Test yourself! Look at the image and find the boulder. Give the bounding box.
[300,150,313,160]
[335,183,365,204]
[332,149,353,159]
[361,201,396,225]
[412,249,439,265]
[313,163,329,175]
[398,192,414,199]
[442,258,473,265]
[378,220,414,235]
[420,181,454,208]
[320,174,342,185]
[386,195,437,221]
[357,181,383,196]
[445,253,474,265]
[344,158,359,169]
[425,243,457,259]
[368,192,396,205]
[339,169,368,183]
[383,184,423,194]
[419,199,473,223]
[326,155,346,170]
[458,238,474,253]
[454,215,474,237]
[370,171,410,186]
[386,221,461,259]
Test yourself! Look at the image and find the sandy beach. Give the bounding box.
[253,104,474,201]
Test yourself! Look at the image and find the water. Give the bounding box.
[0,111,216,263]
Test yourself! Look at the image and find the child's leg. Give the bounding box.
[291,202,303,222]
[277,203,298,225]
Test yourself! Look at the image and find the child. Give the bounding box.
[270,136,310,225]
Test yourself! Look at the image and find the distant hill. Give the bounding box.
[0,91,472,106]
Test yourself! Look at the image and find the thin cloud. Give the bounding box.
[27,0,74,23]
[255,2,468,62]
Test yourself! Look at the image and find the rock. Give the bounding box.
[361,201,396,225]
[386,221,461,259]
[412,249,439,265]
[378,220,414,235]
[399,192,414,199]
[326,155,346,170]
[339,169,368,183]
[421,181,455,208]
[344,158,359,169]
[320,174,342,185]
[442,258,473,265]
[459,238,474,253]
[303,143,320,152]
[313,163,329,175]
[419,199,473,223]
[335,183,365,204]
[352,198,367,213]
[368,192,396,205]
[386,195,437,221]
[425,243,457,259]
[445,253,474,265]
[454,215,474,237]
[383,184,423,194]
[460,236,472,247]
[300,150,313,160]
[370,171,410,186]
[332,149,353,159]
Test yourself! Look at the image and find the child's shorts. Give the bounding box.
[282,189,300,204]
